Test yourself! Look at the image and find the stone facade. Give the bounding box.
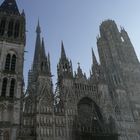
[0,0,140,140]
[0,0,25,140]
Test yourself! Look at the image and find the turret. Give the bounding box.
[75,63,86,79]
[90,48,100,82]
[120,27,139,64]
[57,41,73,82]
[91,48,98,72]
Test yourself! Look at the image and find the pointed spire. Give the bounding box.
[33,21,41,70]
[92,48,98,66]
[61,41,67,59]
[41,37,46,58]
[0,0,20,15]
[36,19,41,34]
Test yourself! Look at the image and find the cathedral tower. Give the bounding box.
[0,0,25,140]
[97,20,140,140]
[19,22,54,140]
[57,41,73,83]
[56,41,73,98]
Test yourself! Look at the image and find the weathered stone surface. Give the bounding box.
[0,1,140,140]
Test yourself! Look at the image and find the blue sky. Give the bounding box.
[2,0,140,87]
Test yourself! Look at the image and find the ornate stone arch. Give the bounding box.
[77,97,103,127]
[72,97,118,140]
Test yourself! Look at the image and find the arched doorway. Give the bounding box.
[73,97,118,140]
[77,97,103,128]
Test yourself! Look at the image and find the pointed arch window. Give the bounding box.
[1,78,8,97]
[8,20,14,37]
[0,18,6,36]
[9,79,15,98]
[14,21,20,38]
[5,54,17,72]
[5,54,11,70]
[11,54,16,71]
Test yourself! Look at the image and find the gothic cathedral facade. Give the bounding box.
[0,0,140,140]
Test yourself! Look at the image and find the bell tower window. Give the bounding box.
[9,79,15,98]
[5,54,11,70]
[0,18,6,36]
[8,20,14,37]
[1,78,8,97]
[11,54,16,71]
[5,53,17,72]
[14,21,20,38]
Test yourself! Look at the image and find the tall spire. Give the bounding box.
[33,21,41,71]
[0,0,20,14]
[61,41,66,59]
[41,37,46,58]
[57,41,73,80]
[92,48,98,66]
[36,19,41,34]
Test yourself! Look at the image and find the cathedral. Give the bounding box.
[0,0,140,140]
